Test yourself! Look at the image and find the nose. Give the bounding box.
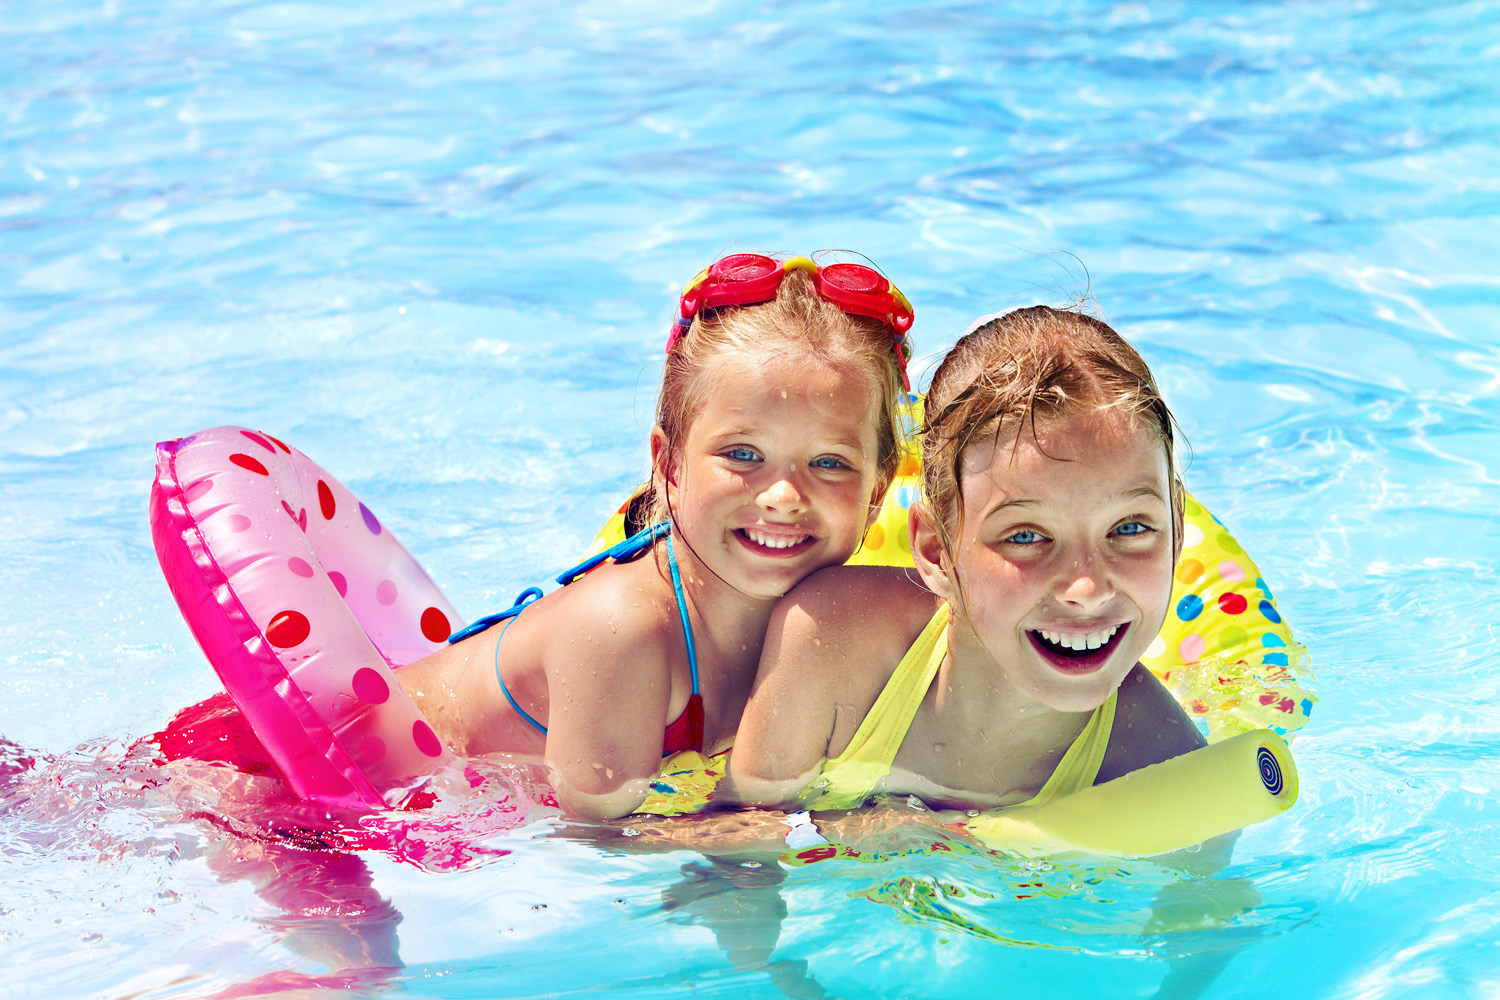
[1054,548,1114,610]
[756,467,808,515]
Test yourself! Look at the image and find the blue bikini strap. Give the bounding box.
[555,521,670,586]
[491,590,546,733]
[443,520,698,734]
[665,535,700,697]
[446,522,667,645]
[446,586,544,645]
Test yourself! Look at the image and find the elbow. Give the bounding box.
[547,766,653,821]
[723,753,821,810]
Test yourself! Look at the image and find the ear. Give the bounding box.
[650,426,679,493]
[908,501,954,599]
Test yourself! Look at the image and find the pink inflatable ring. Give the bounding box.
[151,426,457,811]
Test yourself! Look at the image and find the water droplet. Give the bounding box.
[530,903,548,911]
[622,827,640,837]
[932,742,946,753]
[740,861,762,868]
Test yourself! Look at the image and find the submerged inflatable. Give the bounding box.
[152,420,1311,854]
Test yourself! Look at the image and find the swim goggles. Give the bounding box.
[665,253,915,390]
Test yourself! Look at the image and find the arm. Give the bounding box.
[726,566,936,808]
[1095,662,1208,784]
[723,574,847,808]
[540,585,679,820]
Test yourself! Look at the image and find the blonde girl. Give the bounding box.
[399,253,913,819]
[730,305,1205,812]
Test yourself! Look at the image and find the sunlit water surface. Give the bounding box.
[3,1,1499,997]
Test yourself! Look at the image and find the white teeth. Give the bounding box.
[744,528,807,550]
[1038,624,1121,651]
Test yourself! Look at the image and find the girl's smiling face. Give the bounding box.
[656,349,884,602]
[928,407,1178,713]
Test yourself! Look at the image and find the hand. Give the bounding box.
[625,808,797,852]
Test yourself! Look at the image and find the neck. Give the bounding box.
[936,612,1095,748]
[657,537,777,679]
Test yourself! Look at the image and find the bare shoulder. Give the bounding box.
[730,566,941,800]
[531,554,677,677]
[759,567,937,691]
[763,566,940,755]
[766,565,938,673]
[1096,664,1209,784]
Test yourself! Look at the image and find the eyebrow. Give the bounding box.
[979,484,1168,521]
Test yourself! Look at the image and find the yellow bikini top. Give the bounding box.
[801,604,1117,812]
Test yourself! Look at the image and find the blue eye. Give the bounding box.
[1006,529,1044,545]
[811,456,851,471]
[725,447,760,463]
[1114,520,1152,537]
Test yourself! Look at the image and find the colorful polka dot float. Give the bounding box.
[585,396,1314,745]
[150,426,462,812]
[1143,495,1314,740]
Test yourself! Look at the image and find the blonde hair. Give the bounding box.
[921,305,1182,558]
[645,266,908,527]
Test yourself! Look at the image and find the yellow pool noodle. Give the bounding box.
[963,729,1298,858]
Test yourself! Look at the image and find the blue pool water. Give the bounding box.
[4,1,1499,996]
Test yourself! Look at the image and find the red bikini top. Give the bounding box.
[662,693,705,755]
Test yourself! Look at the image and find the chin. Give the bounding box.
[1038,684,1117,715]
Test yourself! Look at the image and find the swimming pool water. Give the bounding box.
[3,1,1499,996]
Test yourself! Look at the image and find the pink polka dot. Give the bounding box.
[287,557,314,578]
[184,478,214,502]
[413,720,443,758]
[376,580,398,606]
[1218,560,1246,583]
[328,571,348,597]
[1178,633,1205,663]
[240,429,276,453]
[351,667,390,704]
[281,501,307,531]
[228,514,252,533]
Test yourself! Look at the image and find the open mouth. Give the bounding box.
[1027,623,1128,673]
[734,527,816,558]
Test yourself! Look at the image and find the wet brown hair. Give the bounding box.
[645,265,908,529]
[920,305,1183,560]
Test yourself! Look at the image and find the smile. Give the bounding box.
[735,527,816,556]
[1027,623,1128,673]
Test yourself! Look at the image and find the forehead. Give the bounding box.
[958,408,1169,502]
[689,348,879,435]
